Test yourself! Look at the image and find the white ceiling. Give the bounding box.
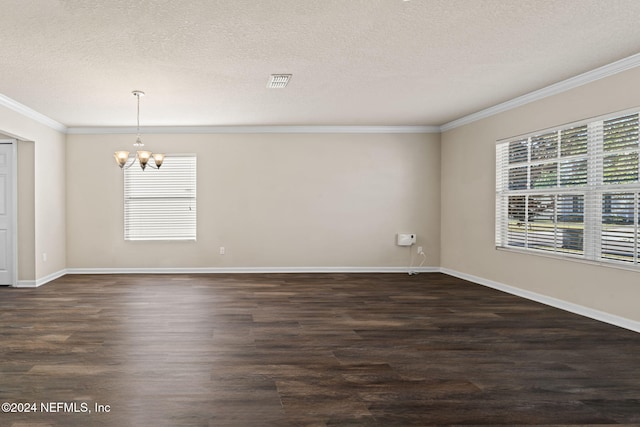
[2,0,640,129]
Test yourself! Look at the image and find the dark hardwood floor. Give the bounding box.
[0,273,639,426]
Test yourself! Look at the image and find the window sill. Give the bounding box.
[496,246,640,274]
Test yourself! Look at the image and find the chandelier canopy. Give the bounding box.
[114,90,164,170]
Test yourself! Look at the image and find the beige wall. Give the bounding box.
[67,132,440,269]
[441,66,640,322]
[0,106,66,282]
[17,141,35,281]
[35,132,66,279]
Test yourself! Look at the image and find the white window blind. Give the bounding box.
[124,155,197,241]
[496,111,640,268]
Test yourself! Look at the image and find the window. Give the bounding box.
[124,155,197,241]
[496,112,640,268]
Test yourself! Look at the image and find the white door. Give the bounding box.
[0,141,15,285]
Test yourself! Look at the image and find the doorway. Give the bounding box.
[0,140,16,285]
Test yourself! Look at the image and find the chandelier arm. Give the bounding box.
[122,155,138,170]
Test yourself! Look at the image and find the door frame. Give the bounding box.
[0,139,17,286]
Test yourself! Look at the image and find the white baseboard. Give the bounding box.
[65,266,440,275]
[440,267,640,334]
[17,266,638,334]
[15,269,66,288]
[15,279,37,288]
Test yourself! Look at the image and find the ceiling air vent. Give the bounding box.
[267,74,292,88]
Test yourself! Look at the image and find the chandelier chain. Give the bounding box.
[133,90,144,147]
[136,92,140,137]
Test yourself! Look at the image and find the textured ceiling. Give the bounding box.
[2,0,640,128]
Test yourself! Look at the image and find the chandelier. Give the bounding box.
[113,90,164,170]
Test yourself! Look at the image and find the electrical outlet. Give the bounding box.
[42,253,47,262]
[219,247,225,255]
[417,246,423,254]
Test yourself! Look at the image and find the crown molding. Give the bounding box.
[66,125,440,135]
[0,93,67,133]
[441,52,640,132]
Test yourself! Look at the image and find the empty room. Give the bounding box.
[1,1,639,426]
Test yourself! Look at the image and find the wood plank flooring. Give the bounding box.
[0,272,639,426]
